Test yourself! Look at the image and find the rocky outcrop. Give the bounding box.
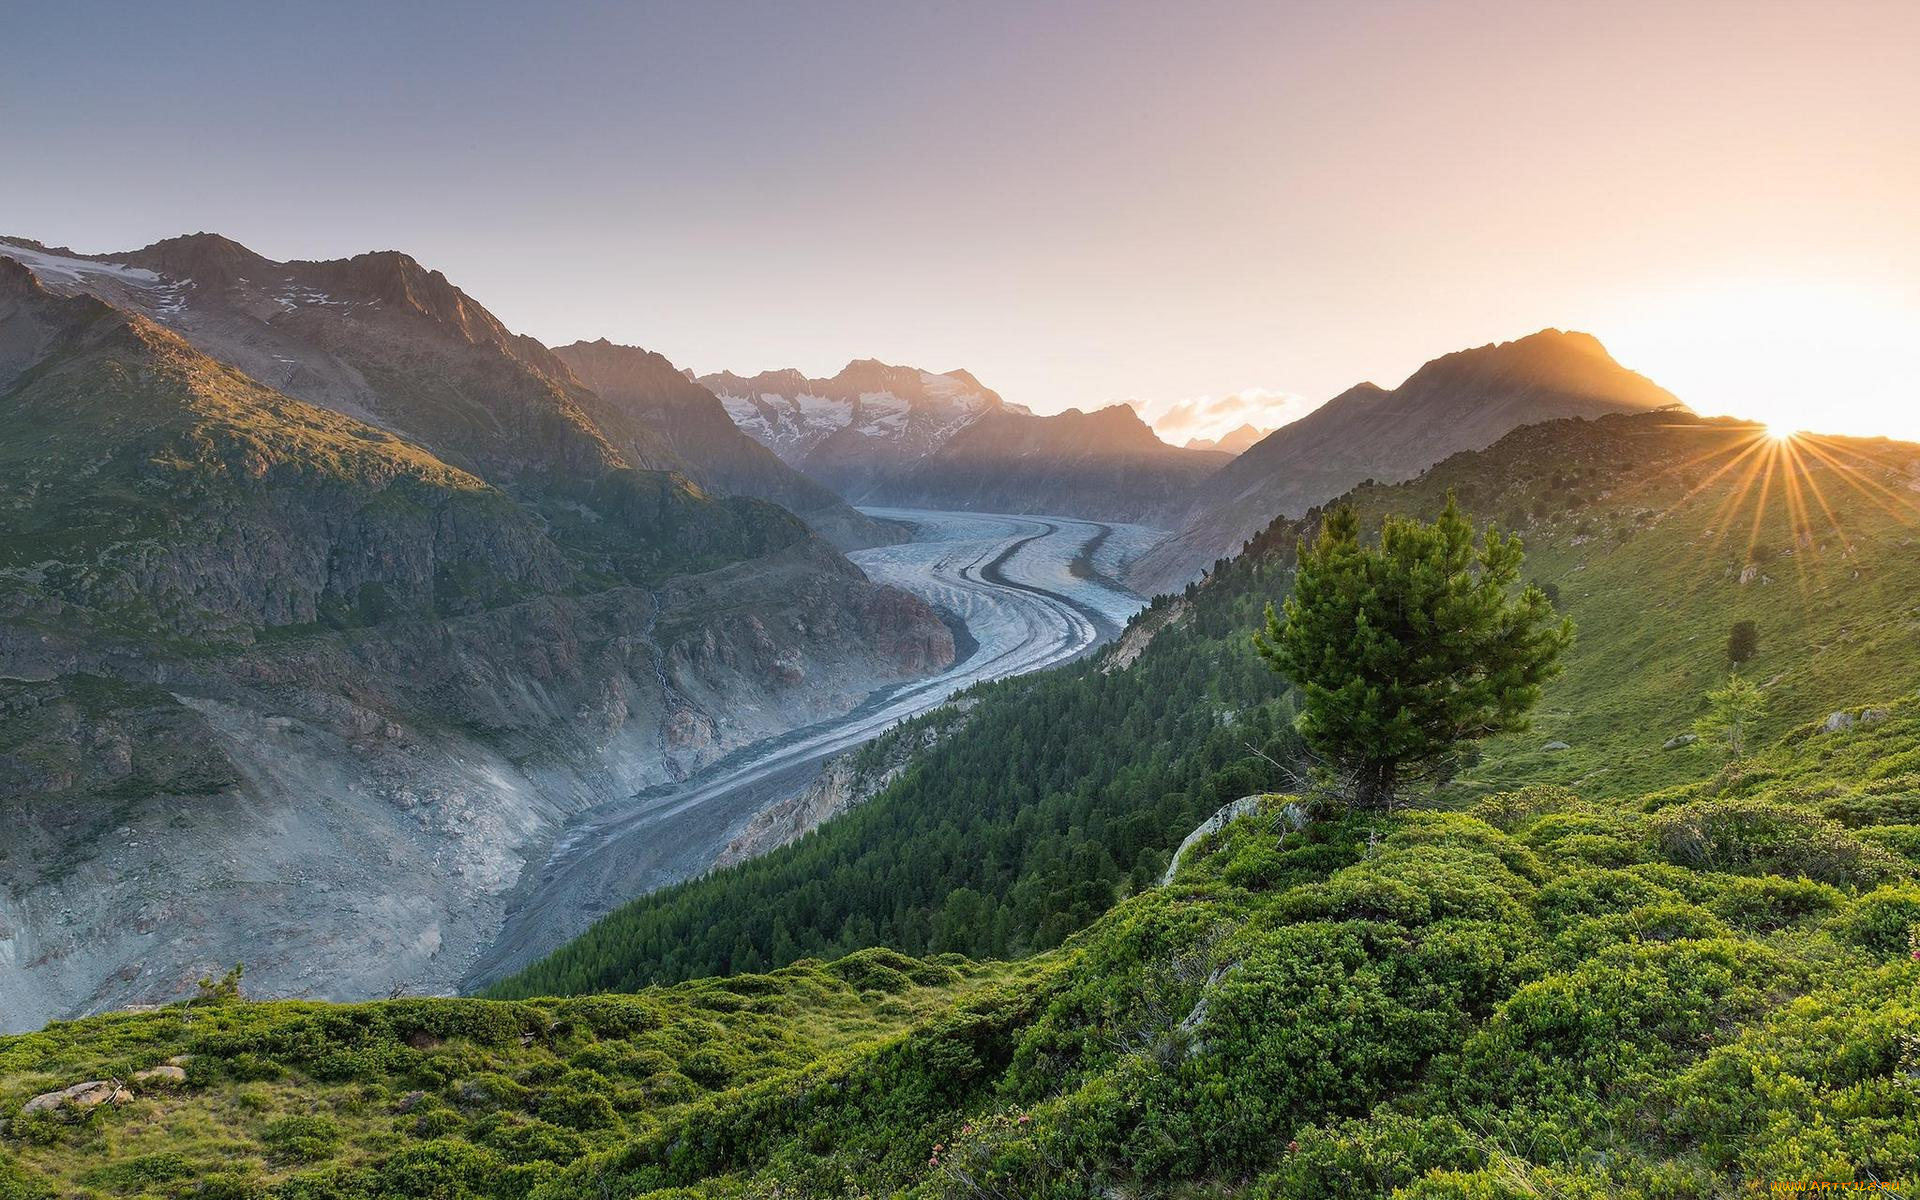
[715,707,968,868]
[1102,598,1190,674]
[22,1080,133,1113]
[1160,795,1306,886]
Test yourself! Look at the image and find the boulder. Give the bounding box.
[1542,740,1571,752]
[1824,711,1858,733]
[22,1080,133,1113]
[1160,795,1292,886]
[1862,708,1890,725]
[1662,733,1698,750]
[133,1064,187,1086]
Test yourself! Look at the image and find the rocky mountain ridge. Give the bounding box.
[704,360,1226,521]
[552,339,900,550]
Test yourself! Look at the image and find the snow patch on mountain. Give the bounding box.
[0,240,191,320]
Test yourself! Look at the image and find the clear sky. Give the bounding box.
[6,0,1916,441]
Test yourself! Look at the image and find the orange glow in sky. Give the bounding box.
[1597,281,1920,442]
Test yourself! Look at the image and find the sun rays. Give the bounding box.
[1627,421,1920,618]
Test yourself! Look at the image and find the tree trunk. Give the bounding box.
[1351,760,1399,812]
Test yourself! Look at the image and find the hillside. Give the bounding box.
[1128,329,1682,594]
[551,340,903,550]
[5,700,1916,1195]
[0,248,954,1031]
[703,360,1227,521]
[492,409,1920,993]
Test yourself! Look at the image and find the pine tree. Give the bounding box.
[1695,672,1766,759]
[1254,496,1573,809]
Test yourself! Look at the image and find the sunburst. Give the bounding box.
[1633,423,1920,613]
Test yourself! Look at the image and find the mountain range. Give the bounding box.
[1183,422,1269,454]
[0,235,953,1031]
[702,362,1229,521]
[1125,329,1685,593]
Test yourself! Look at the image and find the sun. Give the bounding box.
[1599,281,1920,441]
[1765,423,1799,442]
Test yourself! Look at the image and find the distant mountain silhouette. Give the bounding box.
[1127,329,1684,593]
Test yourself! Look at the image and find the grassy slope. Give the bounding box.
[490,411,1920,997]
[3,702,1916,1197]
[1285,412,1920,799]
[0,951,1019,1197]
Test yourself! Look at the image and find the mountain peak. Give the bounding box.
[0,251,45,297]
[1185,423,1269,454]
[122,232,272,283]
[1406,328,1677,409]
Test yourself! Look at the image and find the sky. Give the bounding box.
[5,0,1916,442]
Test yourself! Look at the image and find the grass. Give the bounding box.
[0,951,1020,1196]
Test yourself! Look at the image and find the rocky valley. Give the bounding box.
[0,237,956,1032]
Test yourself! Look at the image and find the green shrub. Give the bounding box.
[1534,869,1680,927]
[1858,824,1920,864]
[1551,902,1728,961]
[451,1072,530,1111]
[0,1158,52,1200]
[1707,875,1844,930]
[262,1114,342,1163]
[1837,883,1920,955]
[532,1086,616,1131]
[1247,1111,1482,1198]
[475,1115,585,1165]
[1457,939,1771,1102]
[1819,788,1920,828]
[1650,798,1907,886]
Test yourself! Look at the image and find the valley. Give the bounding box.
[462,508,1159,989]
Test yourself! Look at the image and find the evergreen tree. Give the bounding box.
[1253,496,1573,809]
[1696,672,1766,759]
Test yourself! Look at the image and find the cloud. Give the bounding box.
[1123,387,1322,446]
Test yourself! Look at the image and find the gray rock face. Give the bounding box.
[1543,740,1572,751]
[713,711,962,869]
[1824,711,1858,733]
[1663,733,1699,750]
[0,542,952,1032]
